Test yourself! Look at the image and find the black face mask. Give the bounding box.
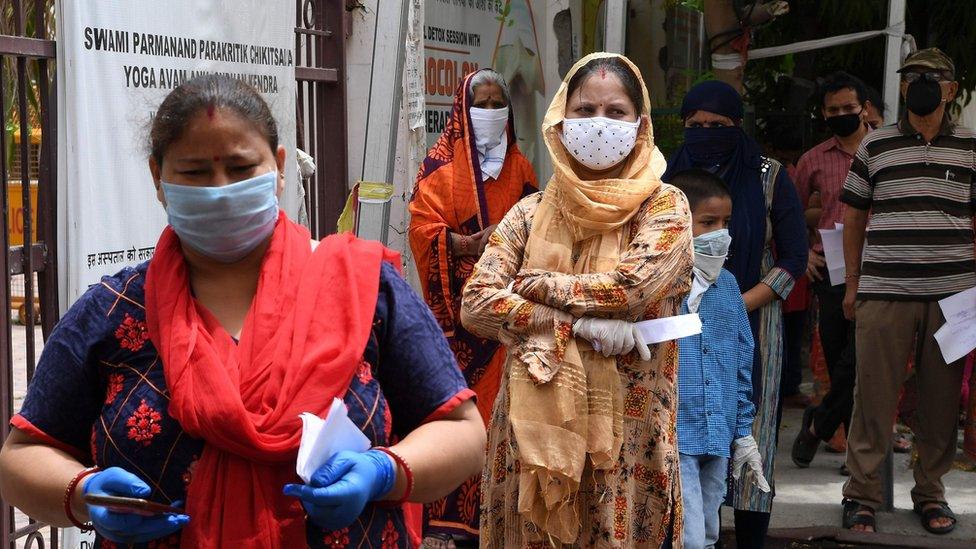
[906,78,943,116]
[825,112,863,137]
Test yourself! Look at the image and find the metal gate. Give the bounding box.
[295,0,348,239]
[0,1,348,547]
[0,0,60,547]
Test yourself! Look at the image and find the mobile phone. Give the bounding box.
[83,494,183,516]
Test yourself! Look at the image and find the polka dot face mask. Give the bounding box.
[559,116,640,171]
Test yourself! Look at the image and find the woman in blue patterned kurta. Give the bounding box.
[10,262,470,548]
[0,75,484,549]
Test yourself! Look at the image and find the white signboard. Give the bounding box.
[424,0,549,178]
[56,0,298,308]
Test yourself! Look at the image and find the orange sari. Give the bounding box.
[408,70,537,538]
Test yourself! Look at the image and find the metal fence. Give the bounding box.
[1,0,60,547]
[295,0,348,239]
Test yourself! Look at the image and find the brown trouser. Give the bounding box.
[842,300,965,510]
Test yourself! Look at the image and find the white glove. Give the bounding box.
[572,318,651,361]
[732,435,770,492]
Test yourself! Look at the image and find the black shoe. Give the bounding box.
[791,406,820,468]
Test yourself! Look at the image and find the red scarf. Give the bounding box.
[146,212,399,548]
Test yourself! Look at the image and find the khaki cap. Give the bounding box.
[897,47,955,77]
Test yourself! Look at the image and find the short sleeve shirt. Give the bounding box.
[793,136,855,251]
[841,120,976,300]
[14,261,472,549]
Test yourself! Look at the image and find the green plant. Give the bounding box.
[496,1,514,27]
[1,1,55,175]
[742,0,976,149]
[665,0,705,11]
[744,1,976,110]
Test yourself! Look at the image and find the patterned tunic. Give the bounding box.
[14,261,471,549]
[728,159,807,514]
[462,189,693,548]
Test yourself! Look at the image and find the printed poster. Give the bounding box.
[424,0,548,177]
[56,0,298,307]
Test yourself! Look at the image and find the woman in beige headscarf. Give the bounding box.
[461,52,693,548]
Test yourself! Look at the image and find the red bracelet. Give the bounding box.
[374,447,413,507]
[64,466,99,531]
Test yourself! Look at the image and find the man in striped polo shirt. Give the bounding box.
[839,48,973,535]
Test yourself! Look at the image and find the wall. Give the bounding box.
[343,1,570,290]
[626,0,668,106]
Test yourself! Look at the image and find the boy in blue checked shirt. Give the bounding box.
[670,169,769,549]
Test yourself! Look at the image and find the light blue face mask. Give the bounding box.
[161,170,279,263]
[693,228,731,257]
[689,228,731,312]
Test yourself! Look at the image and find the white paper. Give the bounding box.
[933,320,976,364]
[296,398,371,483]
[938,286,976,326]
[819,227,846,286]
[636,314,703,344]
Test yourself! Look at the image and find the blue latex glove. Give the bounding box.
[84,467,190,544]
[283,449,396,531]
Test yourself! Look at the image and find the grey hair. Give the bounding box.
[468,69,511,105]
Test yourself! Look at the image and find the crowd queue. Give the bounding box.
[0,47,971,548]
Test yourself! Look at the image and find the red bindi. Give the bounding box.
[212,156,220,162]
[206,104,216,119]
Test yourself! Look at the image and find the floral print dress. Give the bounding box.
[462,188,693,548]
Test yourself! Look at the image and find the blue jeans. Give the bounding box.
[680,453,728,549]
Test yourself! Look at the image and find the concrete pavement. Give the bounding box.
[721,384,976,547]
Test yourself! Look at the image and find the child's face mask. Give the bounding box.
[688,228,730,313]
[693,228,731,257]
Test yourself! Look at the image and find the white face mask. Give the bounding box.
[693,228,731,258]
[688,228,731,313]
[470,107,509,151]
[560,116,640,171]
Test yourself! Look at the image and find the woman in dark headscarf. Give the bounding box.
[663,80,807,547]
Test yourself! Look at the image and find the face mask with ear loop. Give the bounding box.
[687,228,732,313]
[560,117,640,170]
[161,170,280,263]
[905,77,945,116]
[825,110,865,137]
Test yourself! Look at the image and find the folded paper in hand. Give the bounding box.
[635,313,703,344]
[296,398,371,483]
[819,223,846,286]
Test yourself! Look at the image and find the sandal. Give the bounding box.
[892,432,912,454]
[842,498,877,532]
[913,501,956,535]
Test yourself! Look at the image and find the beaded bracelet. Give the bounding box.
[374,446,413,507]
[64,466,99,532]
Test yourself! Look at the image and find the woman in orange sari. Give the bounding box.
[409,69,538,546]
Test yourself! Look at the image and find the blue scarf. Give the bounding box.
[663,127,767,293]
